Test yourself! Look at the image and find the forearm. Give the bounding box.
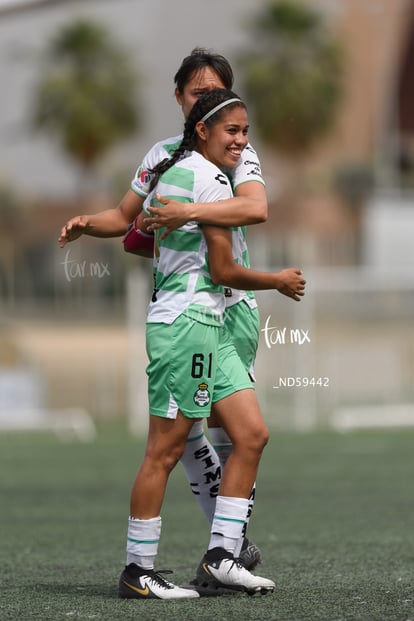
[212,263,280,291]
[213,263,305,301]
[205,225,304,300]
[189,195,266,227]
[82,209,131,237]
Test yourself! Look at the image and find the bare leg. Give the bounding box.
[130,412,198,518]
[212,389,269,498]
[121,412,202,600]
[194,390,274,594]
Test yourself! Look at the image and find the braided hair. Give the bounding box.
[148,88,246,191]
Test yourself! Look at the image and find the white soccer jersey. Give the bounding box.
[131,135,263,312]
[144,151,234,325]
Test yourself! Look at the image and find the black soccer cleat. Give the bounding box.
[238,537,263,571]
[195,547,274,596]
[119,563,199,600]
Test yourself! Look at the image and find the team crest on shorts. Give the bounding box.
[193,383,210,407]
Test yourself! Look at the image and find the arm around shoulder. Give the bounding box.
[194,180,267,227]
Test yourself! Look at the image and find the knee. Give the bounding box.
[147,443,185,475]
[163,444,186,472]
[234,423,269,456]
[253,424,269,454]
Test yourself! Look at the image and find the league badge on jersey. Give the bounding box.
[139,167,151,185]
[193,383,211,407]
[132,166,152,196]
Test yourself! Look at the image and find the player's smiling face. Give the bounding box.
[175,67,226,120]
[196,106,249,170]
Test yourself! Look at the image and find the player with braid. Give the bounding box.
[126,50,267,576]
[136,50,267,573]
[116,88,305,599]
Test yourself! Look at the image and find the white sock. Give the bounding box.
[209,426,257,558]
[208,495,249,556]
[126,516,161,569]
[180,420,221,523]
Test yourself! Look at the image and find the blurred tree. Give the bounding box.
[31,18,139,192]
[239,0,343,155]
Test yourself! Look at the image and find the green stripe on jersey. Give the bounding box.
[160,165,194,192]
[194,272,217,292]
[162,138,182,156]
[155,269,189,292]
[160,229,202,254]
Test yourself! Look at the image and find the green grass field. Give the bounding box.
[0,424,413,621]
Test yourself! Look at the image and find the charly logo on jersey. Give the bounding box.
[193,383,211,407]
[214,173,229,186]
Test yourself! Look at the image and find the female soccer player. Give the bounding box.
[117,88,305,599]
[58,50,304,594]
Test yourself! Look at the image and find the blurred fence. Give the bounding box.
[1,265,413,434]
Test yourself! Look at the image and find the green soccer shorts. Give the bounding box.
[224,301,260,380]
[212,324,254,404]
[146,313,219,419]
[146,312,252,419]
